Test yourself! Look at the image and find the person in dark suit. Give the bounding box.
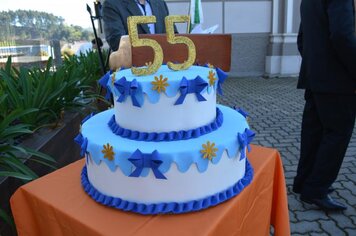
[103,0,172,51]
[293,0,356,211]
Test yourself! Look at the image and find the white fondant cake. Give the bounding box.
[77,65,254,214]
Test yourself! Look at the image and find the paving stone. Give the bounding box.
[346,173,356,183]
[286,146,299,155]
[339,167,352,174]
[331,182,344,191]
[342,162,355,169]
[289,211,298,223]
[258,140,273,147]
[279,138,298,143]
[295,210,329,221]
[281,159,293,166]
[340,181,356,195]
[351,216,356,225]
[328,213,354,229]
[320,220,347,236]
[335,189,356,206]
[310,233,329,236]
[285,178,294,186]
[288,194,304,212]
[284,170,297,179]
[290,221,322,235]
[344,228,356,236]
[336,174,349,182]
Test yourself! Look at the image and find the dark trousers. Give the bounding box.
[293,90,356,198]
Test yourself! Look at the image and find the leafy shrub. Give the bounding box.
[0,51,106,231]
[0,98,56,181]
[0,55,103,128]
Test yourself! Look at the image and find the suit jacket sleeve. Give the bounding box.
[327,0,356,80]
[103,0,127,51]
[297,23,303,56]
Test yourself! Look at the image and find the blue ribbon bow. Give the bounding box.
[74,133,88,157]
[175,76,208,105]
[114,77,141,107]
[98,71,112,100]
[216,68,228,95]
[128,149,167,179]
[237,128,255,160]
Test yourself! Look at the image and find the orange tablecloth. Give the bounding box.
[11,145,290,236]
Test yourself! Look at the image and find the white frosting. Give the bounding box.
[114,91,216,132]
[87,150,245,203]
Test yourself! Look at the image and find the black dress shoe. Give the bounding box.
[300,194,347,211]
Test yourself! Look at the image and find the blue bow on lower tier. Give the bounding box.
[74,133,88,157]
[234,106,249,118]
[175,76,208,105]
[98,71,112,100]
[128,149,167,180]
[114,77,141,107]
[216,68,228,95]
[237,128,255,160]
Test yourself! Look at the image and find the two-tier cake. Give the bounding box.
[75,63,255,214]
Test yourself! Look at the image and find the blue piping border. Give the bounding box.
[108,108,224,142]
[81,158,253,215]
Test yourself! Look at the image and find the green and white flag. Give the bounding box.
[189,0,204,33]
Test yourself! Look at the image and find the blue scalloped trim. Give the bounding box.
[107,65,225,106]
[107,108,224,142]
[81,158,253,215]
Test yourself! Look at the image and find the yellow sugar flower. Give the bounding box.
[200,141,218,161]
[102,143,115,161]
[151,75,169,93]
[208,70,217,86]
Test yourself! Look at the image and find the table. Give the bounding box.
[11,145,290,236]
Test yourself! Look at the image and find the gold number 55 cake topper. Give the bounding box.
[127,15,196,76]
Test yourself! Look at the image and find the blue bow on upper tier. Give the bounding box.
[114,77,141,107]
[128,150,167,180]
[174,76,208,105]
[216,68,228,95]
[98,71,112,100]
[237,128,255,160]
[74,133,88,157]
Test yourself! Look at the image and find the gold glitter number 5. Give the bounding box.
[165,15,196,71]
[128,16,163,76]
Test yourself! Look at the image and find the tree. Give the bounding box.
[0,10,93,42]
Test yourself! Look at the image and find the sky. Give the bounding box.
[0,0,98,28]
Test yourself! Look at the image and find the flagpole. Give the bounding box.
[188,0,193,33]
[188,0,203,33]
[187,16,191,33]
